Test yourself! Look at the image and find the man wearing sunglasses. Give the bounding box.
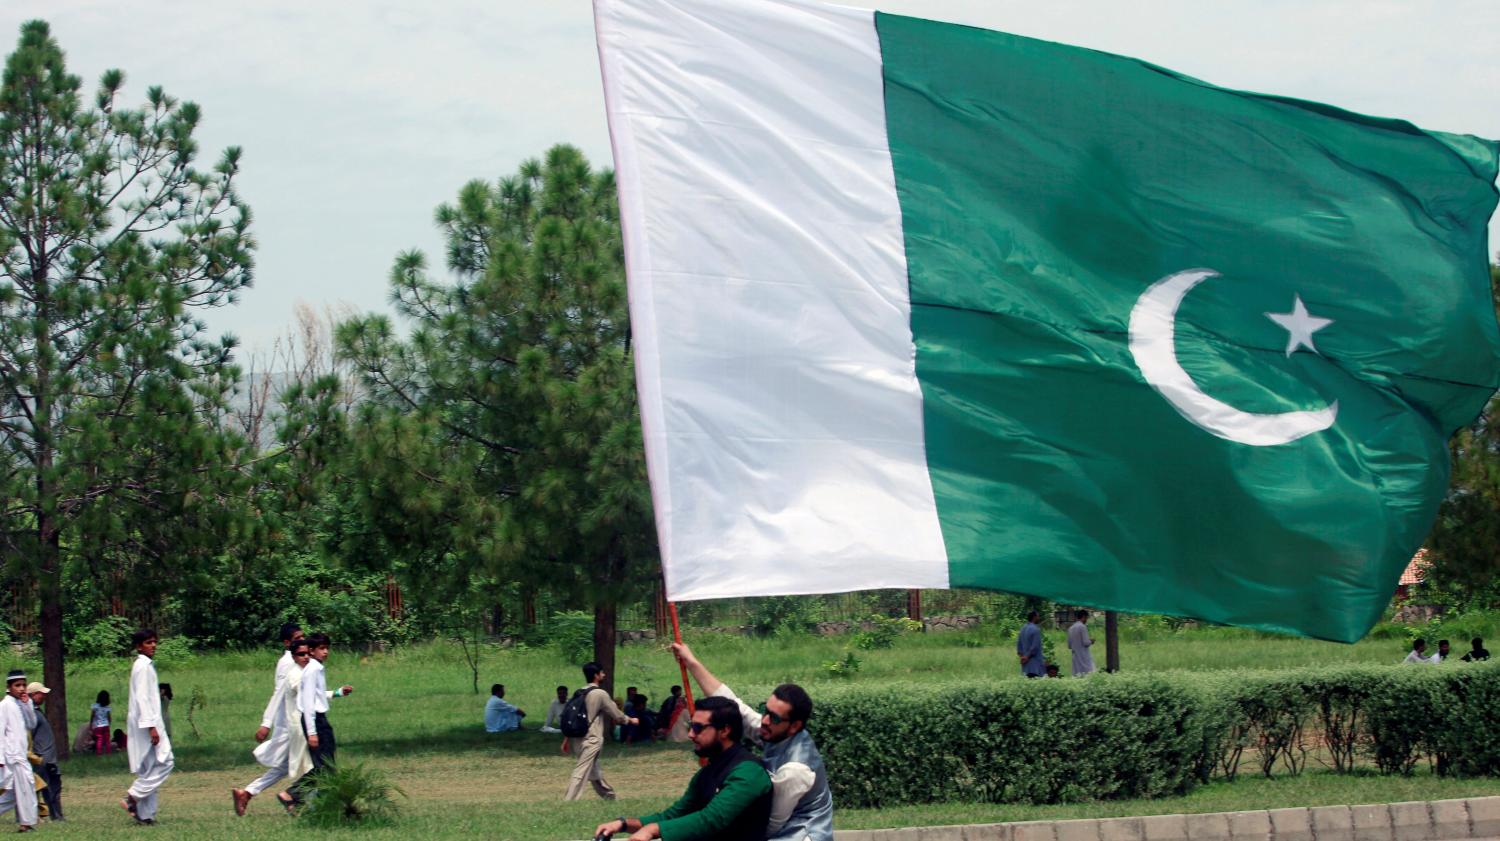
[593,696,771,841]
[670,642,833,841]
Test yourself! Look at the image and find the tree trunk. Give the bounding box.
[39,526,67,759]
[593,600,617,696]
[1105,610,1120,673]
[906,589,923,623]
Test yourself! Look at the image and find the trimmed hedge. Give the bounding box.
[806,662,1500,808]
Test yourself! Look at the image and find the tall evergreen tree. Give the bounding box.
[0,20,253,748]
[337,145,654,689]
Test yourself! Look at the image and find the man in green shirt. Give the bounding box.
[593,696,771,841]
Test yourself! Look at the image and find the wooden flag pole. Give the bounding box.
[669,602,695,713]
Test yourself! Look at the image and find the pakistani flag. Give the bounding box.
[594,0,1500,641]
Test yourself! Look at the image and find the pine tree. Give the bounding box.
[337,145,654,689]
[0,21,253,748]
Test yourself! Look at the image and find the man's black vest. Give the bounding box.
[691,743,771,841]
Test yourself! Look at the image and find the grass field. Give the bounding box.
[17,623,1500,839]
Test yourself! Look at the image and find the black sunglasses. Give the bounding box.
[688,722,715,735]
[758,704,786,725]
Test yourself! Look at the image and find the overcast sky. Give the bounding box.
[7,1,1499,355]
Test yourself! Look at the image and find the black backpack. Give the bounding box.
[560,686,599,737]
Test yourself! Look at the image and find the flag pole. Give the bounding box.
[669,602,695,713]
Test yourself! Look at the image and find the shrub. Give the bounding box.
[540,611,594,664]
[68,615,133,659]
[810,662,1500,808]
[299,762,404,827]
[747,596,821,637]
[851,615,922,650]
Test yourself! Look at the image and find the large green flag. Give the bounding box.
[596,0,1500,642]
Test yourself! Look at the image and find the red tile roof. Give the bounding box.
[1399,549,1429,586]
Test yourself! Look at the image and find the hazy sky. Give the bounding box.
[7,1,1499,355]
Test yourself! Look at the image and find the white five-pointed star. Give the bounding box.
[1264,295,1334,357]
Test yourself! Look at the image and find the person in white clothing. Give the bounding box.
[123,629,173,825]
[286,633,353,806]
[0,669,38,831]
[231,623,305,816]
[541,685,568,733]
[1402,638,1434,665]
[1067,610,1096,676]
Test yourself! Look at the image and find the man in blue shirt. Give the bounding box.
[484,684,525,733]
[1017,610,1046,678]
[672,642,833,841]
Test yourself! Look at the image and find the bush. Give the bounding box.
[540,611,594,664]
[851,615,922,650]
[746,596,821,637]
[299,762,403,827]
[809,662,1500,808]
[68,615,134,659]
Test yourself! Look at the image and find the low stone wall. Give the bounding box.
[618,614,984,643]
[830,796,1500,841]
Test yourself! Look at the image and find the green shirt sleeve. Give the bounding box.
[639,771,704,827]
[651,762,772,841]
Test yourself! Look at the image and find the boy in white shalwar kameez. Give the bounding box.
[238,640,315,815]
[123,629,173,824]
[231,623,304,815]
[0,669,38,831]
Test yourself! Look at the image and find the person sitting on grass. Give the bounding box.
[592,696,771,841]
[484,684,525,733]
[1403,638,1432,665]
[541,685,568,733]
[1462,638,1490,663]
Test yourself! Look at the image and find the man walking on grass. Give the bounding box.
[124,629,173,825]
[285,633,353,809]
[1067,610,1096,676]
[232,622,304,815]
[592,696,772,841]
[1017,610,1046,678]
[672,642,833,841]
[0,670,37,831]
[563,662,635,801]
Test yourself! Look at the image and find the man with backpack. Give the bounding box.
[563,662,636,801]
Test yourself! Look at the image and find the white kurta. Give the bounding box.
[252,651,295,768]
[1068,621,1096,676]
[127,654,173,773]
[253,662,312,782]
[0,693,37,825]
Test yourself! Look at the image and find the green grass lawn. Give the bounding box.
[22,625,1500,840]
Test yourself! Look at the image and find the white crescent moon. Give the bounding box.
[1127,268,1337,447]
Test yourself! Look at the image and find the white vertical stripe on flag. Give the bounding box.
[595,0,948,600]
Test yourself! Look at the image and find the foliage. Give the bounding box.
[822,650,861,678]
[811,662,1500,809]
[299,762,404,828]
[186,685,207,739]
[541,610,595,665]
[747,596,822,637]
[852,614,922,650]
[334,145,654,690]
[0,18,270,751]
[67,615,133,659]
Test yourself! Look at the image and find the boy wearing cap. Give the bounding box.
[124,629,173,824]
[26,683,60,821]
[0,669,37,830]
